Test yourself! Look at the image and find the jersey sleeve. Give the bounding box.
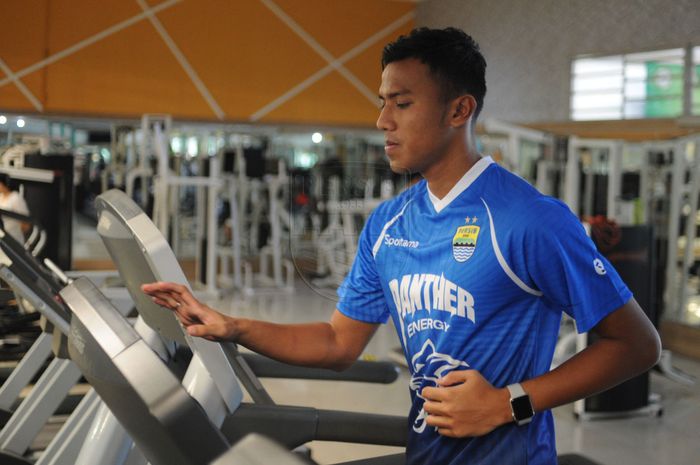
[525,198,632,333]
[336,210,390,324]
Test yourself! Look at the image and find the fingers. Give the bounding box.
[422,370,472,400]
[423,399,447,416]
[142,282,235,342]
[142,282,196,306]
[425,411,451,429]
[142,282,205,315]
[438,369,471,387]
[151,296,174,309]
[149,292,181,310]
[142,281,188,294]
[423,407,459,438]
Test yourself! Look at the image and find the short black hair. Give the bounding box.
[0,173,8,186]
[382,27,487,118]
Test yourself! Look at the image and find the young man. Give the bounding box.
[143,28,661,465]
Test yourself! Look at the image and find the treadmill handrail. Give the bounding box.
[240,353,400,384]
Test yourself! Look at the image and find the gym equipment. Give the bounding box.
[242,158,295,294]
[312,175,394,290]
[95,188,407,455]
[481,119,555,191]
[147,116,222,298]
[574,224,662,420]
[22,154,73,270]
[218,145,299,294]
[100,125,135,195]
[0,229,90,464]
[96,189,244,411]
[564,137,625,220]
[560,136,697,385]
[0,224,177,465]
[97,186,399,386]
[61,277,405,465]
[0,208,46,257]
[210,434,311,465]
[63,277,230,465]
[663,136,700,323]
[125,114,168,210]
[0,166,54,256]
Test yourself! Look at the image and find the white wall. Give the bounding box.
[417,0,700,123]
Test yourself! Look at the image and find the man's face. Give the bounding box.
[376,58,453,175]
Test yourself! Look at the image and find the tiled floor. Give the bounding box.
[70,215,700,465]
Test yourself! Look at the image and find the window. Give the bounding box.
[571,48,688,120]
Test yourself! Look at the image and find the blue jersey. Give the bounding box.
[338,157,632,465]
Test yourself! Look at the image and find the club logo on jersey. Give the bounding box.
[593,258,607,275]
[452,225,480,262]
[408,339,469,433]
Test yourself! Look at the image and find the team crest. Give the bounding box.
[452,225,480,262]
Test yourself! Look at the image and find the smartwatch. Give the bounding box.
[506,383,534,426]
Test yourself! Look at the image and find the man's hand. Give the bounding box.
[421,370,511,438]
[141,282,236,342]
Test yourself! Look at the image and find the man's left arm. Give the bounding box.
[421,297,661,438]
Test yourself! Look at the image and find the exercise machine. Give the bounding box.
[94,189,406,457]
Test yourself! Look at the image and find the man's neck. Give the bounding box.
[423,149,482,199]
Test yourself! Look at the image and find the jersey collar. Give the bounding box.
[427,156,494,213]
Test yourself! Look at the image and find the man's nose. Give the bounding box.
[376,106,393,131]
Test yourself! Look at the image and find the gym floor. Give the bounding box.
[71,216,700,465]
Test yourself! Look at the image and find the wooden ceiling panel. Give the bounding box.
[0,0,416,126]
[46,0,144,52]
[260,70,380,126]
[43,20,213,119]
[0,0,49,71]
[344,21,415,99]
[0,72,36,113]
[154,0,328,120]
[272,0,415,58]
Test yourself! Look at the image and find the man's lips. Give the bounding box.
[385,140,399,152]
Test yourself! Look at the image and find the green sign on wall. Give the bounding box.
[645,62,683,117]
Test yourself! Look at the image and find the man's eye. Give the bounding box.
[397,102,412,109]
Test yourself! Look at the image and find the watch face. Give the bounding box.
[511,395,534,421]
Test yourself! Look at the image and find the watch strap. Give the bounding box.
[506,382,534,425]
[506,382,526,399]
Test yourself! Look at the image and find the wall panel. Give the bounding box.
[418,0,700,124]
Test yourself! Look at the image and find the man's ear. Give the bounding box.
[450,95,477,127]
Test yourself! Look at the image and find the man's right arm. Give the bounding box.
[141,282,378,371]
[229,310,379,370]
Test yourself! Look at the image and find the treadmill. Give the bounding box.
[94,189,407,455]
[0,229,85,465]
[63,278,403,465]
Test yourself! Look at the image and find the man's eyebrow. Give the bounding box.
[378,90,412,100]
